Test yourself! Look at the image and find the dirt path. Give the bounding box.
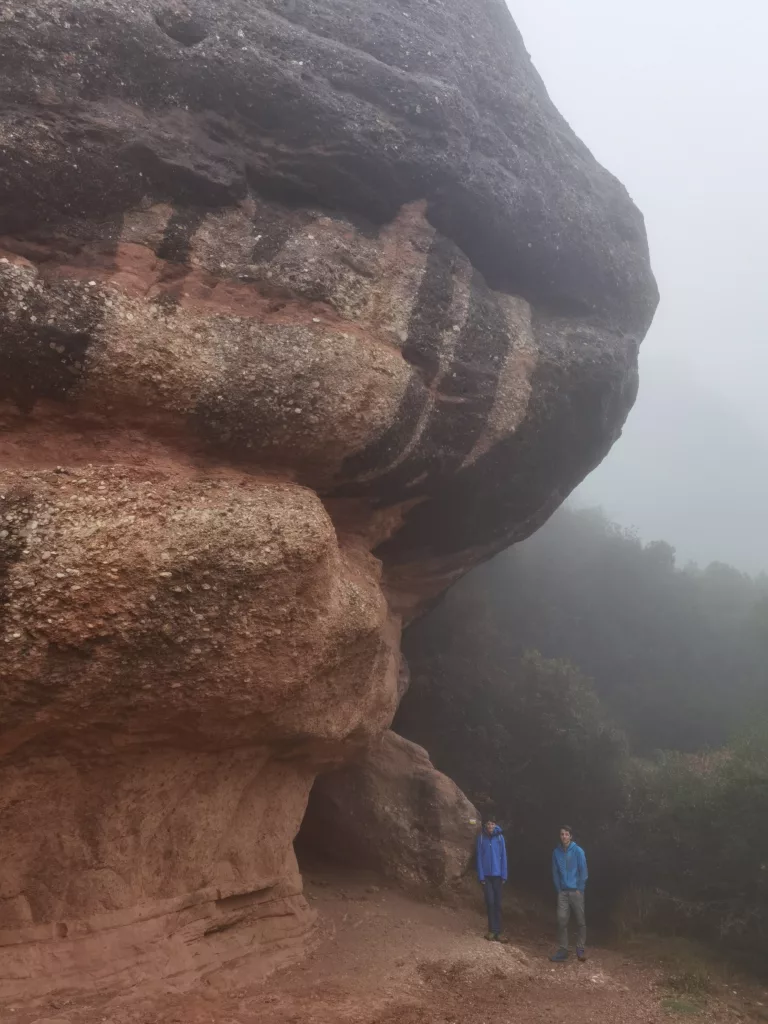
[257,871,667,1024]
[11,869,768,1024]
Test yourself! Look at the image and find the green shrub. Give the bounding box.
[614,724,768,955]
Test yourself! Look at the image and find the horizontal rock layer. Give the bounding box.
[0,194,646,607]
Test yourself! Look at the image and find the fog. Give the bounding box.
[508,0,768,574]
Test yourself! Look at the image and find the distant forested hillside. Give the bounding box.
[396,506,768,957]
[401,505,768,755]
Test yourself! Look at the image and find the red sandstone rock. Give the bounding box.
[0,0,657,1006]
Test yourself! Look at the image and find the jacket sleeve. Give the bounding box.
[500,836,508,882]
[552,850,561,892]
[476,835,485,881]
[578,847,588,890]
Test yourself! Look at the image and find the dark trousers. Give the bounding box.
[483,876,503,935]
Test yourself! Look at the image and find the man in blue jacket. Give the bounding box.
[476,819,507,941]
[550,825,588,962]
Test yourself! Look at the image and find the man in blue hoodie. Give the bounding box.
[550,825,588,962]
[476,819,507,941]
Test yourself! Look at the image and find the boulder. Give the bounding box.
[0,0,657,1004]
[299,731,479,887]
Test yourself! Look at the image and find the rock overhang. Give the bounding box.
[0,0,657,1002]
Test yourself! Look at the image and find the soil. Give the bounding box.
[8,868,768,1024]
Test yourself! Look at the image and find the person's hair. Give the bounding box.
[560,825,573,836]
[484,818,497,826]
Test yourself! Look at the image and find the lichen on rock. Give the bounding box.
[0,0,657,1005]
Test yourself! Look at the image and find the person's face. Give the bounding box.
[560,829,572,847]
[485,821,496,836]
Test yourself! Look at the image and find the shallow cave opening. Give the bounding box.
[294,727,486,900]
[293,772,357,875]
[293,758,396,884]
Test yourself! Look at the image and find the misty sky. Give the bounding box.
[508,0,768,574]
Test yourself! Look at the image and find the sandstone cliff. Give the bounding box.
[0,0,657,1004]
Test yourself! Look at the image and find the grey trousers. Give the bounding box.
[557,889,586,949]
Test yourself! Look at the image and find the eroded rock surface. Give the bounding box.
[299,731,479,887]
[0,0,657,1005]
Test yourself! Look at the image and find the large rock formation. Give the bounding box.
[298,730,479,887]
[0,0,657,1005]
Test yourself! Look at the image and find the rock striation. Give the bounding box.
[0,0,657,1005]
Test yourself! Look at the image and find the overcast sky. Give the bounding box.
[508,0,768,574]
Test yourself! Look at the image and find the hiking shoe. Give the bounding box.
[549,948,568,962]
[484,931,495,941]
[576,947,587,961]
[493,934,509,944]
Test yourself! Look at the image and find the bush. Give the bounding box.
[613,725,768,954]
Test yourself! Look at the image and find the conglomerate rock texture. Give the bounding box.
[0,0,657,1004]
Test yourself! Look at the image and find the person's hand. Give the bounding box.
[479,880,485,885]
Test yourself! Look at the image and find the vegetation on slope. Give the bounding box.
[396,506,768,956]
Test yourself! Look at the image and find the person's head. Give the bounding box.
[484,819,497,836]
[559,825,573,848]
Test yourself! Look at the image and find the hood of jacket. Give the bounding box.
[483,825,503,838]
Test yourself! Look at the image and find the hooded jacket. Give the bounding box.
[476,825,508,882]
[552,841,588,892]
